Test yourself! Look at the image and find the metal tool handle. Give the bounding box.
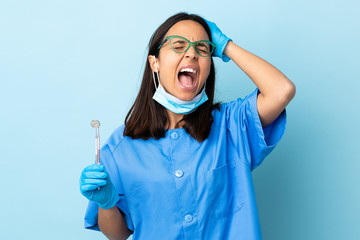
[91,120,101,191]
[95,128,100,165]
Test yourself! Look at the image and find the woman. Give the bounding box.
[80,13,295,240]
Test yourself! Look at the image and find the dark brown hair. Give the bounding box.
[124,12,220,142]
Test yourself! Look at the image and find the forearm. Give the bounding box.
[98,206,132,240]
[224,41,295,99]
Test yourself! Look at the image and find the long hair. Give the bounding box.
[124,12,220,142]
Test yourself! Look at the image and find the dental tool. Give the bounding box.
[91,120,101,190]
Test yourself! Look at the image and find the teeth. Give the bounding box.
[180,68,197,74]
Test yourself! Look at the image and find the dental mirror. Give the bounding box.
[91,120,100,128]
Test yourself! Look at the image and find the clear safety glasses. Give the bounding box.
[158,35,216,57]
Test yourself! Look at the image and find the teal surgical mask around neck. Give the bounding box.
[151,56,208,115]
[153,83,208,114]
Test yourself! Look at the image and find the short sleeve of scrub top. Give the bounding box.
[84,88,287,240]
[224,88,287,170]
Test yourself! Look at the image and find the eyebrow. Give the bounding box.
[196,42,209,49]
[172,39,187,43]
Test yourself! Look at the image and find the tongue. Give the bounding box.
[179,74,193,86]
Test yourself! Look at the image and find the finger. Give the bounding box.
[80,184,102,192]
[82,171,108,180]
[204,19,214,25]
[81,178,107,186]
[83,164,105,172]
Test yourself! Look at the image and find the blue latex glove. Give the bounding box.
[205,19,232,62]
[80,164,120,209]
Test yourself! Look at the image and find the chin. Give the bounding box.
[175,92,195,101]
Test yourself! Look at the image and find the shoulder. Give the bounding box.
[224,89,259,111]
[211,89,259,126]
[104,124,126,152]
[211,98,246,124]
[212,89,259,116]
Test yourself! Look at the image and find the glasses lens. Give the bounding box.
[195,42,212,57]
[170,37,189,53]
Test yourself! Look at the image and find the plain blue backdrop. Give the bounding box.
[1,0,359,239]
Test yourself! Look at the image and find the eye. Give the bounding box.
[171,39,188,51]
[196,43,210,54]
[173,46,186,51]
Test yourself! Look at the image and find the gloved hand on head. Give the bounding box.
[204,19,232,62]
[80,164,120,209]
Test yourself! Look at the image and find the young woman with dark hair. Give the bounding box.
[80,12,295,240]
[124,13,219,142]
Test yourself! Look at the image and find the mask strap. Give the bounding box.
[152,55,160,90]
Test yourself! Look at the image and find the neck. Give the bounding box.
[166,109,184,129]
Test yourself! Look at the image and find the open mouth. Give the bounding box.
[177,67,198,89]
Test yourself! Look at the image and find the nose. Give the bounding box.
[184,45,198,59]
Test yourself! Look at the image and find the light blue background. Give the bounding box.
[1,0,359,239]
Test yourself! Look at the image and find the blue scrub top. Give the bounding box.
[84,88,287,240]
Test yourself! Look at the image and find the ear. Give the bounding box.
[148,55,159,72]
